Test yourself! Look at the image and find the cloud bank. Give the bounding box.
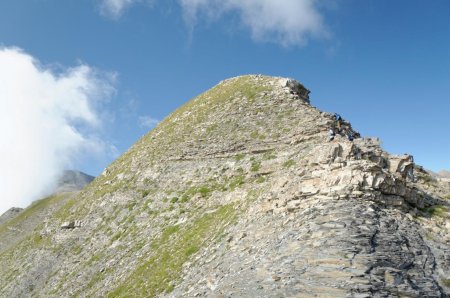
[0,48,114,214]
[180,0,328,46]
[100,0,328,46]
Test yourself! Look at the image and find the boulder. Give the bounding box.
[60,220,82,229]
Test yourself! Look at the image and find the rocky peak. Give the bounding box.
[0,75,448,297]
[54,170,94,193]
[278,77,311,102]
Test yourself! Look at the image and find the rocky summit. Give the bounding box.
[0,75,449,298]
[54,170,95,194]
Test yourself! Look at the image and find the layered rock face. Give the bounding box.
[0,75,448,297]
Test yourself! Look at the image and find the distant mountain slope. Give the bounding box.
[0,170,94,253]
[0,75,448,297]
[0,193,75,255]
[54,170,95,193]
[0,207,23,226]
[438,170,450,179]
[0,170,94,225]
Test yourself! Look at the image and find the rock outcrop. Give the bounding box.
[60,220,83,229]
[0,75,448,298]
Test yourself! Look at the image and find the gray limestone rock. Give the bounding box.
[60,220,82,229]
[0,75,448,298]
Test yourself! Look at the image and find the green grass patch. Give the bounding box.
[85,252,103,267]
[250,131,266,140]
[198,186,212,198]
[181,184,215,201]
[283,159,295,168]
[92,179,128,201]
[206,123,218,134]
[250,160,261,172]
[111,231,124,243]
[229,175,245,191]
[182,186,199,201]
[31,232,51,247]
[160,225,180,243]
[244,85,267,101]
[442,279,450,287]
[184,245,199,257]
[180,195,190,203]
[235,153,246,162]
[107,204,236,298]
[127,202,137,211]
[86,272,104,290]
[263,150,277,160]
[255,176,266,183]
[72,245,83,255]
[425,205,448,217]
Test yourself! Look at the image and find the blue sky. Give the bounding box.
[0,0,449,210]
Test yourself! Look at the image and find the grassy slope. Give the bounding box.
[0,193,74,295]
[0,76,313,297]
[0,193,71,251]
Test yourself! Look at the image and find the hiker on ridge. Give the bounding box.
[346,129,354,142]
[398,154,415,182]
[328,128,336,142]
[334,113,342,131]
[404,154,415,182]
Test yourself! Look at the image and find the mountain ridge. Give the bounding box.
[0,75,448,297]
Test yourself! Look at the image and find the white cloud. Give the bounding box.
[139,116,159,129]
[100,0,139,18]
[0,47,115,214]
[98,0,329,46]
[100,0,156,19]
[179,0,329,46]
